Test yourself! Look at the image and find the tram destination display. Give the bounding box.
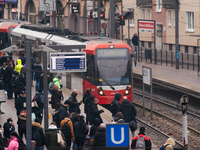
[50,52,86,72]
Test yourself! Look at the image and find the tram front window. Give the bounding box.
[96,48,131,86]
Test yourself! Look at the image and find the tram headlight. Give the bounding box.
[97,87,105,96]
[124,86,131,95]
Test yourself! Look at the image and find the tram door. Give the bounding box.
[197,39,200,76]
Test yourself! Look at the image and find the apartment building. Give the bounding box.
[123,0,200,54]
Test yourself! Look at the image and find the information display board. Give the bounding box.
[50,52,86,72]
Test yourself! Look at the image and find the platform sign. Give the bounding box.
[50,52,86,72]
[139,20,154,33]
[106,124,129,148]
[143,66,151,85]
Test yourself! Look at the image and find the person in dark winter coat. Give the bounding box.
[82,88,93,124]
[0,124,4,150]
[32,89,44,123]
[32,119,46,150]
[11,71,20,102]
[132,33,139,47]
[15,91,26,116]
[112,112,125,123]
[3,118,15,140]
[71,108,81,125]
[68,89,82,113]
[88,98,104,125]
[90,118,101,137]
[17,110,27,139]
[49,85,63,109]
[5,63,14,99]
[119,97,137,137]
[19,52,26,65]
[1,62,7,91]
[74,116,89,150]
[45,121,65,150]
[131,127,151,150]
[93,123,107,150]
[110,93,122,117]
[33,62,42,92]
[39,73,53,90]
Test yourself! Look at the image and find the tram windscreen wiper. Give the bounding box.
[100,75,115,90]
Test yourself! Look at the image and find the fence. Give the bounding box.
[136,47,200,72]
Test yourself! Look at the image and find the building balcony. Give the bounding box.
[136,0,152,8]
[163,0,175,9]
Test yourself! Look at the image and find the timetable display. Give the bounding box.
[50,52,86,72]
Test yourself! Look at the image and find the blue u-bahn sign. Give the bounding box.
[106,123,129,148]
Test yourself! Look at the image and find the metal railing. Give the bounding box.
[136,47,199,71]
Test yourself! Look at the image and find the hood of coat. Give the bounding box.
[17,59,22,65]
[94,118,101,125]
[164,138,175,147]
[32,122,42,128]
[114,93,122,101]
[10,136,19,142]
[121,100,130,107]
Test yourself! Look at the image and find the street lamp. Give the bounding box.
[177,95,189,149]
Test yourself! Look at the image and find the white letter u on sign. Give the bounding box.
[111,127,124,144]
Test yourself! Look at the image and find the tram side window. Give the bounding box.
[86,54,95,83]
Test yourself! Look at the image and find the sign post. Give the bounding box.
[106,124,129,148]
[142,66,153,120]
[138,20,156,64]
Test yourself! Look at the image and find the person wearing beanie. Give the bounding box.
[110,93,122,117]
[68,89,82,113]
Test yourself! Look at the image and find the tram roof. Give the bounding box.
[0,21,30,33]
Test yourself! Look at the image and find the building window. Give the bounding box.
[128,8,134,27]
[168,10,172,26]
[185,46,188,53]
[141,9,145,19]
[146,9,150,20]
[169,44,172,51]
[156,0,162,12]
[141,41,144,47]
[193,47,197,54]
[186,11,194,32]
[148,42,151,48]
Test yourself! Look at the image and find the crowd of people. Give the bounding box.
[0,52,176,150]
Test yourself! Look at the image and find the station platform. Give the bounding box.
[133,60,200,98]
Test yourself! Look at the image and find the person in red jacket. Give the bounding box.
[131,127,151,150]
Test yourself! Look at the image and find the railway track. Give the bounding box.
[136,118,183,148]
[133,91,200,149]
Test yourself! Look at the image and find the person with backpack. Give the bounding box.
[110,93,122,117]
[32,89,44,123]
[15,90,26,116]
[159,138,175,150]
[45,121,65,150]
[71,108,81,125]
[131,127,151,150]
[17,110,27,139]
[33,62,42,92]
[60,113,75,150]
[32,119,46,150]
[74,115,89,150]
[14,59,23,73]
[68,89,82,113]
